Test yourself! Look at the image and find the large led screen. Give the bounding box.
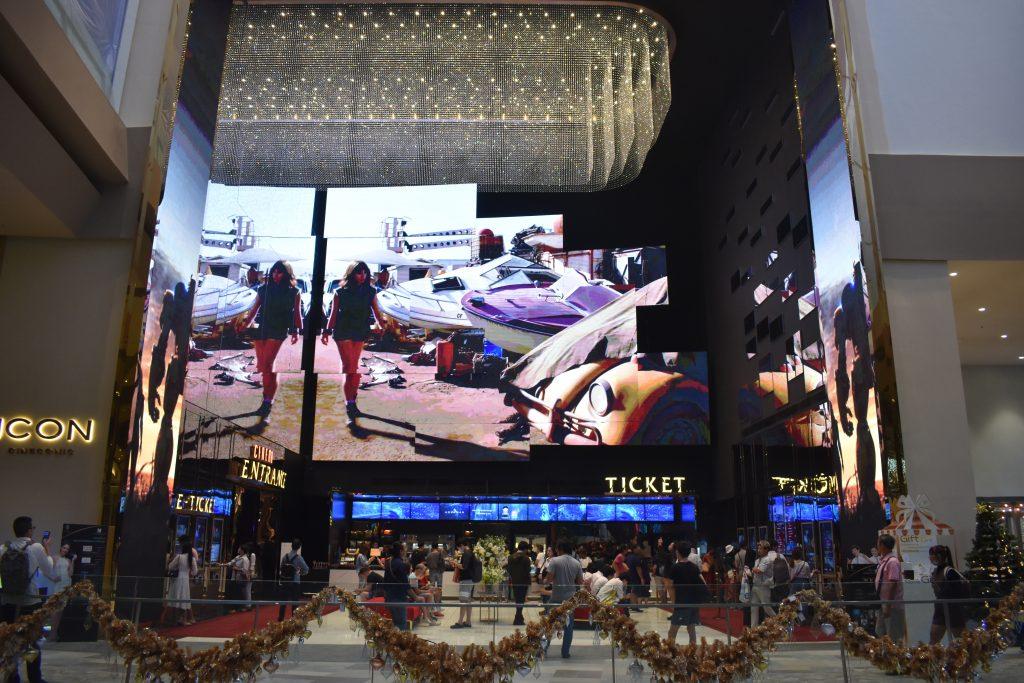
[309,184,708,461]
[181,181,708,462]
[184,183,315,452]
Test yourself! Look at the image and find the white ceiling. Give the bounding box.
[949,260,1024,365]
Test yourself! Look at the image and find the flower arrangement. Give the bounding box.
[476,535,509,587]
[2,580,1021,682]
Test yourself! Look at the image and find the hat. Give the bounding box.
[725,544,735,554]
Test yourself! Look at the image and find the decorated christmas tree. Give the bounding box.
[964,502,1024,596]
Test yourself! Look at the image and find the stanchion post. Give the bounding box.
[123,599,141,683]
[838,633,850,682]
[611,640,616,683]
[726,605,733,645]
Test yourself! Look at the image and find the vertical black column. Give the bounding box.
[299,189,328,458]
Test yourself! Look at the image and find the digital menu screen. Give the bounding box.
[331,494,346,521]
[586,504,616,522]
[351,500,382,519]
[528,503,554,522]
[615,504,643,521]
[556,503,586,521]
[644,504,674,522]
[439,502,470,520]
[380,501,411,519]
[410,502,440,520]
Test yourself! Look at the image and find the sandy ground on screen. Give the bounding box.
[184,344,529,461]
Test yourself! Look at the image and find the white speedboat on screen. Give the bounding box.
[377,254,558,332]
[192,274,257,326]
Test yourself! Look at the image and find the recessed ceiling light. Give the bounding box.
[1001,334,1009,339]
[1019,356,1024,360]
[978,307,987,312]
[949,272,958,277]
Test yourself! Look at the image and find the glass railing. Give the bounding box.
[9,577,1022,682]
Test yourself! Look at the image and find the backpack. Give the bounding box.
[279,553,297,581]
[471,554,483,583]
[0,544,31,598]
[772,555,790,587]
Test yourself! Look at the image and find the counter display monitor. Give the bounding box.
[470,503,500,521]
[528,503,555,522]
[614,504,642,522]
[410,501,441,520]
[351,500,383,519]
[644,503,675,522]
[439,502,470,520]
[379,501,411,519]
[330,493,346,521]
[344,495,689,522]
[586,504,616,522]
[556,503,586,521]
[680,502,697,523]
[816,500,840,522]
[500,503,528,521]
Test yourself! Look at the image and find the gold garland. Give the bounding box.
[1,581,1021,682]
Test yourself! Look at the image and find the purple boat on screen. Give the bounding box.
[461,269,621,355]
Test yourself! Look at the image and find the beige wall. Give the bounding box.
[963,365,1024,499]
[0,236,131,543]
[883,259,977,562]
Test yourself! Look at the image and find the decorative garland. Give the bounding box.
[1,581,1020,682]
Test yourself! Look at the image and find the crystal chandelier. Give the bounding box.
[210,3,673,191]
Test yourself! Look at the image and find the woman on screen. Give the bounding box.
[321,260,391,425]
[235,260,302,418]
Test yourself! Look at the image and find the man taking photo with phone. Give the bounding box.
[1,515,57,683]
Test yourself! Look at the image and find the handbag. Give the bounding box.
[739,574,751,603]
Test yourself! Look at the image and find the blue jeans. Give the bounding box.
[389,604,409,631]
[560,610,575,657]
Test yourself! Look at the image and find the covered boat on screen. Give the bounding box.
[192,274,257,326]
[376,254,558,331]
[461,268,621,355]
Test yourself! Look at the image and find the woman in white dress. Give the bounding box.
[166,540,198,626]
[48,544,75,639]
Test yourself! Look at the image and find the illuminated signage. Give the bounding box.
[0,417,94,443]
[771,474,838,496]
[173,493,215,515]
[237,444,286,488]
[605,476,687,495]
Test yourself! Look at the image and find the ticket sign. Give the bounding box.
[173,493,215,514]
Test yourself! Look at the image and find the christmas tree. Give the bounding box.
[964,502,1024,596]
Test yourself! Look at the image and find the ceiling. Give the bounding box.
[949,260,1024,365]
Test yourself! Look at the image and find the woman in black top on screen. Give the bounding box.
[321,260,391,425]
[235,260,302,417]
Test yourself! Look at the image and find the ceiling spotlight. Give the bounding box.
[978,307,987,312]
[1000,334,1008,339]
[949,271,958,277]
[1019,356,1024,360]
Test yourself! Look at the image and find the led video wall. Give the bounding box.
[185,180,709,462]
[333,494,696,524]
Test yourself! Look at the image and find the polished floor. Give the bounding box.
[25,603,1024,682]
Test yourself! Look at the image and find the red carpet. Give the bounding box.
[697,606,837,642]
[152,604,340,639]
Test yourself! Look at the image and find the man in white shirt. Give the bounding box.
[596,566,625,603]
[687,546,702,568]
[850,545,873,565]
[1,515,57,683]
[227,546,251,609]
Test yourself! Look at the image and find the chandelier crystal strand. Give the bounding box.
[211,2,673,191]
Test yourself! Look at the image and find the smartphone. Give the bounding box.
[42,530,51,541]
